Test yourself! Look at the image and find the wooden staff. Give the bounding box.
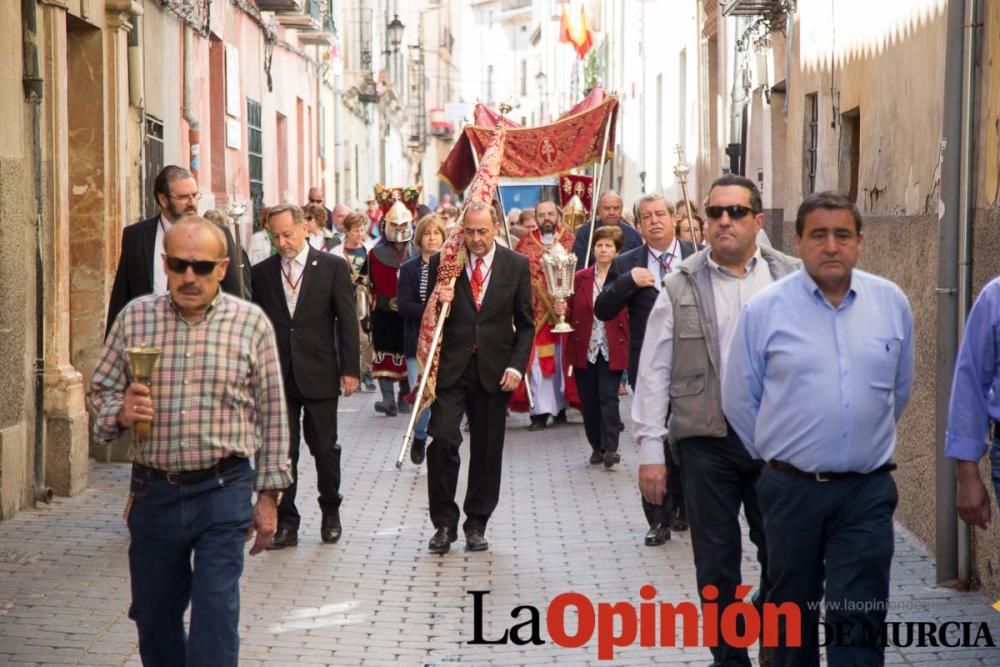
[585,111,615,267]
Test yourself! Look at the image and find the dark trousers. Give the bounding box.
[678,428,768,667]
[757,466,897,667]
[574,355,623,452]
[642,440,684,527]
[278,371,342,531]
[428,354,509,533]
[127,459,253,667]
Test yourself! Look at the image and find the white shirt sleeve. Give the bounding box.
[631,287,675,465]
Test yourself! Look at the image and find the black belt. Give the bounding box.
[134,455,245,485]
[768,460,897,482]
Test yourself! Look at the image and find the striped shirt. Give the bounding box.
[88,291,292,491]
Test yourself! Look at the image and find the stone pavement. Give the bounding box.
[1,394,999,666]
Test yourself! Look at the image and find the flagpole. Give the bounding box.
[585,107,614,267]
[397,278,455,469]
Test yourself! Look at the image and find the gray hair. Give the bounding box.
[635,193,675,217]
[266,203,307,226]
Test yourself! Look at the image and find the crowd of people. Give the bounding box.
[93,164,1000,667]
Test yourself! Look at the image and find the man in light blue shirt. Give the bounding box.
[723,192,914,667]
[946,278,1000,529]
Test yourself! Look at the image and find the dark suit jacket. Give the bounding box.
[105,216,249,337]
[397,254,430,359]
[565,266,629,371]
[593,240,695,387]
[572,219,644,270]
[251,247,361,400]
[427,244,534,392]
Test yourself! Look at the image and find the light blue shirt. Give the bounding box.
[946,277,1000,461]
[722,268,914,473]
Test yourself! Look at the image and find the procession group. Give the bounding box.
[86,163,1000,667]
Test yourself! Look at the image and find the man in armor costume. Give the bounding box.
[368,195,418,416]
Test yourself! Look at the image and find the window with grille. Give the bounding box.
[247,99,264,229]
[803,93,818,195]
[143,115,164,219]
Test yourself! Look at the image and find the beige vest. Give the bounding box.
[663,246,800,444]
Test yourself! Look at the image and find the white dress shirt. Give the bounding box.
[153,216,173,295]
[281,243,311,317]
[631,247,774,465]
[645,238,682,292]
[466,242,497,306]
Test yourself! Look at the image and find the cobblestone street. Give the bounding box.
[1,395,999,666]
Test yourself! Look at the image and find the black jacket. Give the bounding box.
[251,247,361,399]
[397,254,430,358]
[593,240,695,387]
[427,244,534,392]
[105,216,249,337]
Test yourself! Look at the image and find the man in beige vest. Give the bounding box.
[632,174,800,667]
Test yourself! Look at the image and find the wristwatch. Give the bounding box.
[259,489,283,505]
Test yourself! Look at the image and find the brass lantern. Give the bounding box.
[562,194,587,233]
[540,243,578,333]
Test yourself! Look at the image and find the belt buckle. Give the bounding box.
[166,471,181,484]
[815,472,832,482]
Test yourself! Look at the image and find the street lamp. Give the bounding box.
[387,14,405,54]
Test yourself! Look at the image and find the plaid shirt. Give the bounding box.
[88,291,292,491]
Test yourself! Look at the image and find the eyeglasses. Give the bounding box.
[164,256,224,276]
[705,205,755,220]
[167,192,202,203]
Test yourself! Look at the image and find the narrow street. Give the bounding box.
[0,395,997,666]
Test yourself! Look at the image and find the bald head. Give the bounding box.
[597,191,623,226]
[308,187,324,204]
[163,215,228,258]
[161,215,230,319]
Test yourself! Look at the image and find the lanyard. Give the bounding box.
[281,261,304,292]
[647,247,675,275]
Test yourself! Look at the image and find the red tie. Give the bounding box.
[471,258,484,310]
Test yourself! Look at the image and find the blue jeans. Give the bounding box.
[127,459,254,667]
[407,356,432,440]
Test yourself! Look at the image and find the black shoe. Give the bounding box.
[410,437,427,465]
[268,526,299,550]
[671,507,689,532]
[398,399,412,414]
[589,450,604,465]
[553,409,568,425]
[465,528,489,552]
[321,514,342,544]
[603,451,621,469]
[428,527,458,554]
[374,400,398,416]
[644,524,670,546]
[528,415,548,431]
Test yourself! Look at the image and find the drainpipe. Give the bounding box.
[182,25,201,181]
[22,0,53,505]
[936,0,980,585]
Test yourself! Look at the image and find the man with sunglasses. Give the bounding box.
[88,216,291,666]
[106,165,247,338]
[632,174,799,667]
[251,204,361,549]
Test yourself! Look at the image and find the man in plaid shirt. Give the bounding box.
[89,216,291,667]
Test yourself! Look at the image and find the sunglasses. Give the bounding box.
[309,199,323,204]
[705,205,756,220]
[164,256,225,276]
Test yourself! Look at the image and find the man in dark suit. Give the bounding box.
[572,191,643,270]
[105,165,246,337]
[425,203,534,554]
[594,193,695,546]
[251,204,361,549]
